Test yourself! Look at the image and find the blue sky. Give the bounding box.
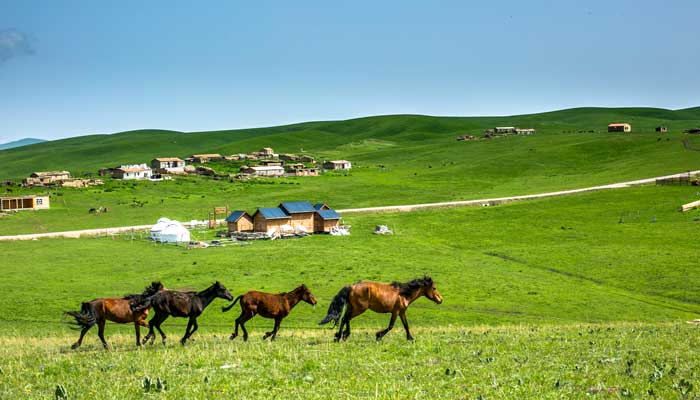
[1,0,698,143]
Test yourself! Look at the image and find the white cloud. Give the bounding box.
[0,29,34,64]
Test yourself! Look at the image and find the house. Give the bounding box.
[494,127,516,134]
[284,163,318,176]
[608,123,631,132]
[515,128,536,135]
[288,168,318,177]
[112,164,152,180]
[151,158,186,173]
[226,211,254,233]
[279,154,299,161]
[0,195,50,211]
[252,207,292,233]
[655,126,668,133]
[23,171,71,186]
[259,147,274,156]
[323,160,352,170]
[279,201,316,233]
[189,154,223,163]
[314,209,341,233]
[259,160,283,167]
[299,155,315,163]
[239,165,285,177]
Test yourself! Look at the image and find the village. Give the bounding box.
[454,123,692,141]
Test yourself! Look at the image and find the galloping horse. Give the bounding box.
[222,284,317,341]
[133,281,233,345]
[65,281,164,349]
[319,276,442,341]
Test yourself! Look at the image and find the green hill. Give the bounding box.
[1,107,699,180]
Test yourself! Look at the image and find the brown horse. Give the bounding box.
[319,276,442,341]
[65,282,164,349]
[222,284,317,341]
[133,281,233,345]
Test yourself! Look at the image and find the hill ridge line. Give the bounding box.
[1,170,697,241]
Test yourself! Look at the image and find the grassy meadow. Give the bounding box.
[1,185,700,398]
[2,107,700,235]
[1,107,700,398]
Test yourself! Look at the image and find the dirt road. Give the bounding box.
[1,170,697,241]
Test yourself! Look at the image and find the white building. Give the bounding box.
[240,165,286,177]
[113,164,152,180]
[323,160,352,170]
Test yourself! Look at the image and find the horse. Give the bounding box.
[319,276,442,341]
[133,281,233,345]
[64,281,164,349]
[222,284,317,341]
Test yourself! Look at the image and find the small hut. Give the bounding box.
[608,123,631,132]
[252,207,292,233]
[226,211,254,233]
[655,126,668,133]
[279,201,316,233]
[0,195,50,211]
[314,209,341,233]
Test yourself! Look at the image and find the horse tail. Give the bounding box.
[221,295,242,312]
[64,302,97,330]
[319,286,350,326]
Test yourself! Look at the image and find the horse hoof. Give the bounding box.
[70,343,79,350]
[229,334,236,340]
[407,336,415,341]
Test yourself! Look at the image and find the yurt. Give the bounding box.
[150,217,191,243]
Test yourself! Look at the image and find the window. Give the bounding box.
[36,198,43,205]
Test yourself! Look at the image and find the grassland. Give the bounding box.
[2,107,700,398]
[1,185,700,398]
[2,107,700,235]
[2,324,698,399]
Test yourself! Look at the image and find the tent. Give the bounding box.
[150,217,191,243]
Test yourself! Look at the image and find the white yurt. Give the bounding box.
[150,217,191,243]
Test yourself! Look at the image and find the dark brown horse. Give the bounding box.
[133,281,233,345]
[222,284,317,341]
[319,276,442,341]
[65,282,164,349]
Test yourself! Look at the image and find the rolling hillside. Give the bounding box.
[0,138,46,151]
[1,107,699,180]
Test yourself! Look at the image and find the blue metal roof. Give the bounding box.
[256,207,290,220]
[226,211,249,223]
[317,209,341,220]
[313,203,327,210]
[279,201,315,214]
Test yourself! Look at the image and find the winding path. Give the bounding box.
[1,170,697,241]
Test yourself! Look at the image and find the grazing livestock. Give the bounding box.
[319,276,442,341]
[65,282,164,349]
[134,281,233,345]
[223,284,317,341]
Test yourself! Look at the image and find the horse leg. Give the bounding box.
[264,317,282,341]
[376,311,398,341]
[399,310,414,340]
[334,307,349,342]
[71,326,91,349]
[97,319,108,349]
[181,317,196,345]
[149,313,168,345]
[134,322,141,347]
[234,311,254,341]
[230,310,245,340]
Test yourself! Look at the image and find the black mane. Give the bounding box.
[390,276,433,297]
[122,281,163,302]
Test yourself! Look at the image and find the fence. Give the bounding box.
[655,174,699,186]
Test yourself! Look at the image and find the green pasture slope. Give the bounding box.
[1,107,700,235]
[1,185,700,398]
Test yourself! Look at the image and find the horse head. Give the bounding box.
[299,284,317,306]
[422,277,443,304]
[214,281,234,301]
